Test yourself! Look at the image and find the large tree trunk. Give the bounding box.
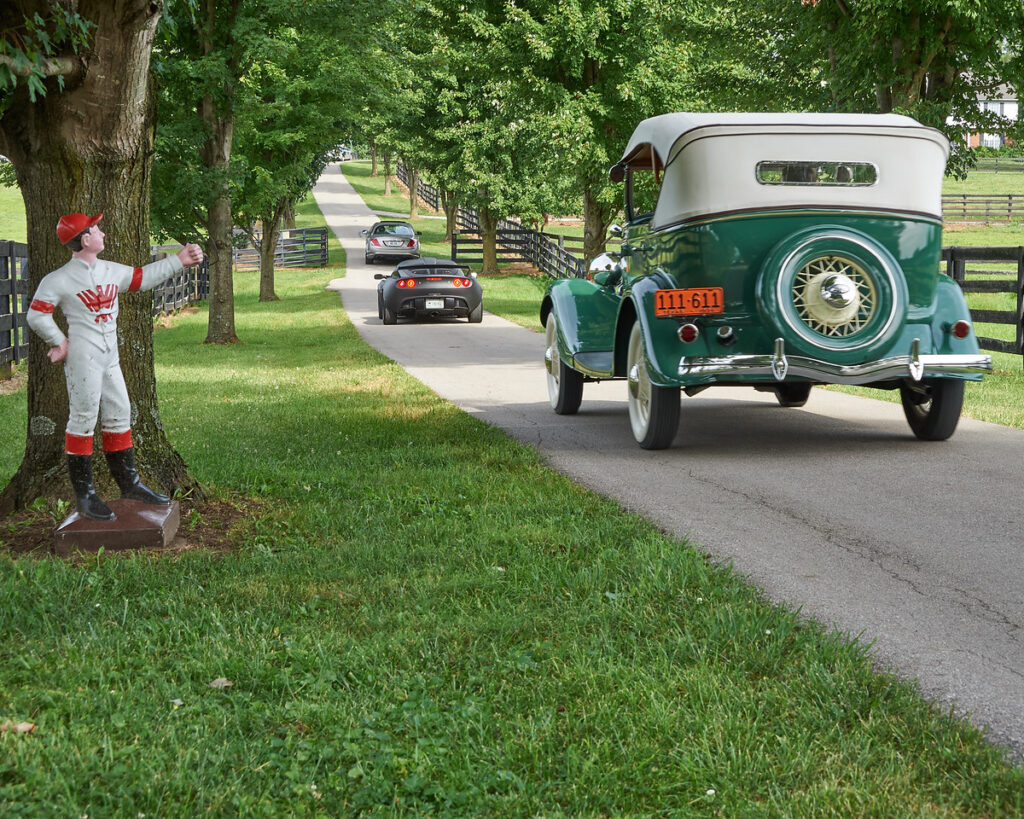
[479,207,499,276]
[382,151,393,196]
[258,208,282,303]
[0,1,201,513]
[408,167,419,219]
[441,188,458,243]
[582,185,615,263]
[200,87,240,344]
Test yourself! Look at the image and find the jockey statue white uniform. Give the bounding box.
[26,213,204,521]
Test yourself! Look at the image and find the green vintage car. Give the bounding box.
[541,112,992,449]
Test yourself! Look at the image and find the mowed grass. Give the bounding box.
[2,209,1023,813]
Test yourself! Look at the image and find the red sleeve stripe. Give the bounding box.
[129,267,143,292]
[30,299,55,314]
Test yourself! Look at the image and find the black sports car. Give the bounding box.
[375,258,483,324]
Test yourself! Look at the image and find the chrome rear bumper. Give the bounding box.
[677,338,992,385]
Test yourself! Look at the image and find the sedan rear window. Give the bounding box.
[756,161,877,186]
[374,224,415,236]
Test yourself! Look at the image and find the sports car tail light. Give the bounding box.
[453,278,471,287]
[407,279,416,288]
[452,278,463,287]
[677,323,700,343]
[950,320,971,339]
[397,279,416,288]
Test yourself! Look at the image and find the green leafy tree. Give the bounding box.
[793,0,1024,176]
[0,2,201,512]
[231,19,350,301]
[151,0,255,344]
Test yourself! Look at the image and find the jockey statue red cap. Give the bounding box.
[56,213,103,245]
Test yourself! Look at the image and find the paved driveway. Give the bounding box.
[314,164,1024,761]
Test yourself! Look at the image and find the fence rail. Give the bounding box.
[0,242,211,376]
[942,245,1024,356]
[0,240,29,375]
[232,227,328,270]
[972,157,1024,173]
[942,194,1024,223]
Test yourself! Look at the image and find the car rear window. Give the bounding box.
[756,161,877,186]
[374,224,415,236]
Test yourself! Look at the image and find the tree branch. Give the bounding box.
[0,54,82,78]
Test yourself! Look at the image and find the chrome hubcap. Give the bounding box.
[793,255,876,337]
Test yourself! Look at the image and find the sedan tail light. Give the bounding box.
[406,239,416,248]
[370,238,382,246]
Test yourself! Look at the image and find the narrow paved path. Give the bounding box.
[315,163,1024,760]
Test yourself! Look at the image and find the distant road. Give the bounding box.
[315,163,1024,761]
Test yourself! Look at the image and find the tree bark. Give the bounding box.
[280,198,296,229]
[582,186,615,263]
[370,139,378,177]
[408,167,419,220]
[441,188,458,243]
[479,207,499,276]
[198,4,242,346]
[258,206,282,302]
[382,151,393,196]
[0,1,201,512]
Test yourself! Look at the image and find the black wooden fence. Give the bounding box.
[0,240,29,376]
[943,245,1024,356]
[395,164,440,211]
[0,242,210,376]
[972,158,1024,173]
[232,227,328,270]
[942,194,1024,223]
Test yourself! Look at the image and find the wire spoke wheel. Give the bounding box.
[626,322,679,449]
[792,255,877,338]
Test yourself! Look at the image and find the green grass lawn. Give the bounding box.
[1,179,1023,815]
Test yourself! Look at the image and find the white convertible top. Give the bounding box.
[616,112,949,170]
[613,112,951,225]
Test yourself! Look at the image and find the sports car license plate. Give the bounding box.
[654,287,724,317]
[425,299,444,309]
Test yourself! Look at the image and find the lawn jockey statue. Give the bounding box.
[26,213,204,521]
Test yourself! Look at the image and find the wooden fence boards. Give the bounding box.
[232,227,328,270]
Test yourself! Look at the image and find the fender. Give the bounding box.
[620,270,690,386]
[928,275,987,359]
[542,277,621,377]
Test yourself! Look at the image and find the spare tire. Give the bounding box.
[757,227,908,364]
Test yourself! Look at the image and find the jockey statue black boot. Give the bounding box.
[67,454,116,521]
[105,446,171,505]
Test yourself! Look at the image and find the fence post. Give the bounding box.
[1017,246,1024,360]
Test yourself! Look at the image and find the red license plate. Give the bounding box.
[654,287,724,317]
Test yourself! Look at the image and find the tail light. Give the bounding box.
[677,323,700,343]
[370,238,382,246]
[406,239,416,248]
[949,320,971,339]
[397,279,416,288]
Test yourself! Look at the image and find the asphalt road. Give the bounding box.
[314,163,1024,761]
